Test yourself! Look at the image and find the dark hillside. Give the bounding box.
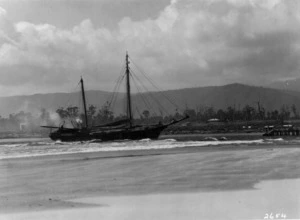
[1,84,300,117]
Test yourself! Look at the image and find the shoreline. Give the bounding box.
[0,132,264,142]
[1,132,297,162]
[1,139,299,163]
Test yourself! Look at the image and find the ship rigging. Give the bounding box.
[42,52,188,142]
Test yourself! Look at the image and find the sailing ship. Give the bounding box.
[42,53,188,142]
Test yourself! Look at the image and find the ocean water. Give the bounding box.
[1,134,300,219]
[0,134,299,160]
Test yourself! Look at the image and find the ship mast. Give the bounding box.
[80,77,89,128]
[126,52,133,127]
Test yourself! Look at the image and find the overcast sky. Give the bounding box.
[0,0,299,96]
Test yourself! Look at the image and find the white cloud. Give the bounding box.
[0,0,300,95]
[0,7,6,16]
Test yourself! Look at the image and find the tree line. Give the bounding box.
[0,103,299,134]
[183,103,299,122]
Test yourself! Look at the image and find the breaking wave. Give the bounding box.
[0,137,279,160]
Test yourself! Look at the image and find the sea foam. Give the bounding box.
[0,138,269,160]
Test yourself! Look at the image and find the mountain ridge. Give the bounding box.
[1,83,300,117]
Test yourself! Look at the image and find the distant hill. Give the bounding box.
[147,83,300,113]
[1,83,300,117]
[0,90,120,117]
[268,78,300,93]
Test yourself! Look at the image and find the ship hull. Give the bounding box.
[49,129,91,142]
[91,125,166,141]
[49,125,167,142]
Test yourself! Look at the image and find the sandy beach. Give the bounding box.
[1,143,300,219]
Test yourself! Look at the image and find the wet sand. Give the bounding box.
[1,144,300,219]
[3,179,299,220]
